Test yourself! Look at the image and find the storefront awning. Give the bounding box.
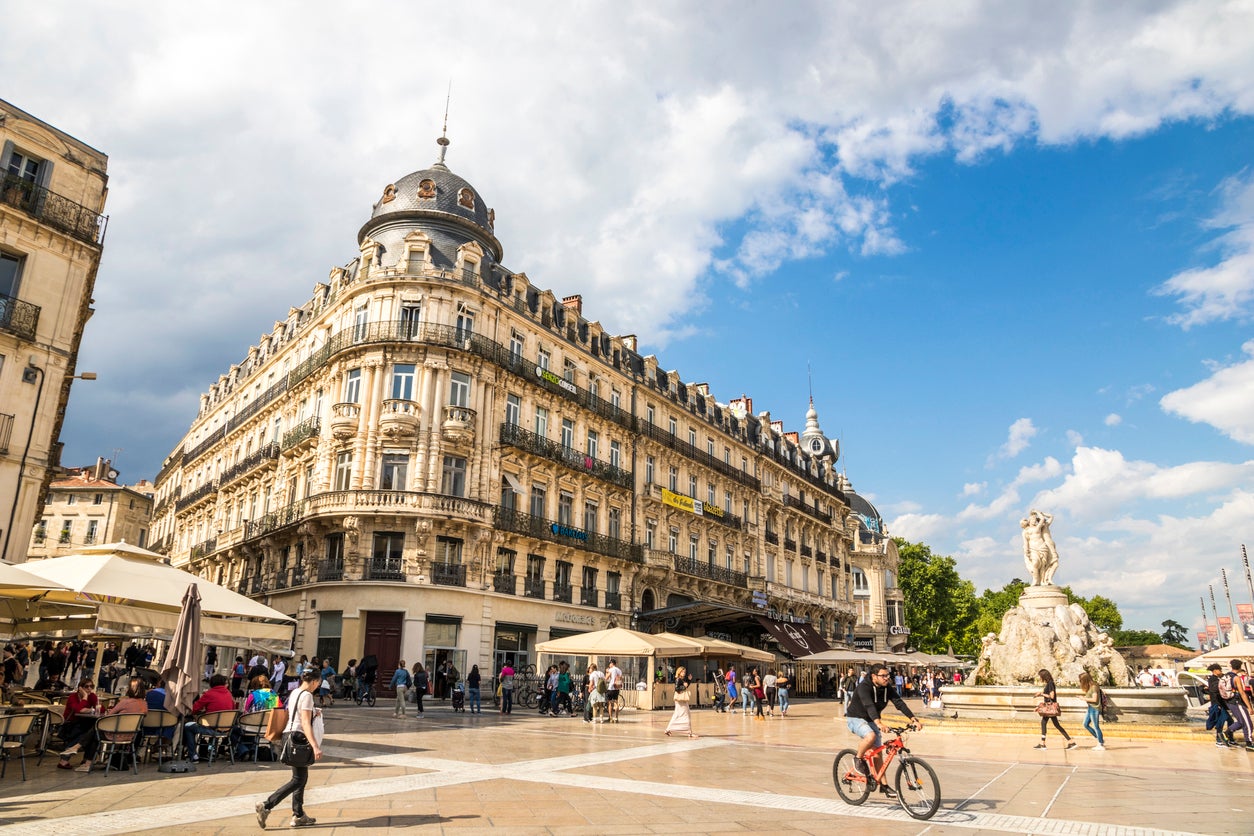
[756,616,831,658]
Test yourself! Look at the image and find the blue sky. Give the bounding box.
[6,1,1254,641]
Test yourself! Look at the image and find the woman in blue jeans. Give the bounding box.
[776,671,791,716]
[1079,671,1105,750]
[466,665,482,714]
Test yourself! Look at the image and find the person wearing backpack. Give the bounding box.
[390,661,412,718]
[1224,660,1254,750]
[1206,663,1237,747]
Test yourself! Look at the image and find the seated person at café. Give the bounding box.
[65,677,148,773]
[3,644,25,687]
[34,670,68,691]
[146,676,176,740]
[183,674,235,762]
[244,674,279,712]
[58,677,102,767]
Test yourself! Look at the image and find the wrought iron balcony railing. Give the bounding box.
[764,530,779,545]
[784,538,797,552]
[673,556,748,588]
[783,493,833,524]
[318,560,344,582]
[580,587,599,607]
[493,572,516,595]
[218,442,280,487]
[604,591,622,611]
[493,506,642,563]
[0,171,108,246]
[499,423,633,490]
[367,556,404,580]
[638,421,761,490]
[175,480,218,512]
[553,582,573,604]
[281,417,321,451]
[524,576,546,599]
[431,563,466,587]
[190,537,218,559]
[0,292,39,341]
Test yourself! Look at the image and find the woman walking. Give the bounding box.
[1034,669,1076,750]
[412,663,429,717]
[390,660,411,718]
[664,666,698,738]
[750,667,766,721]
[763,669,778,716]
[466,664,482,714]
[776,670,791,717]
[256,669,322,829]
[1080,671,1106,750]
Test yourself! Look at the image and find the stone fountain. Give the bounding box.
[942,511,1187,723]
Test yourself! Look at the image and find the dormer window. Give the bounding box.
[458,187,475,209]
[418,179,436,199]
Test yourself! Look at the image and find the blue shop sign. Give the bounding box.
[550,523,588,542]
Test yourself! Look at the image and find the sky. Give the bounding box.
[5,1,1254,642]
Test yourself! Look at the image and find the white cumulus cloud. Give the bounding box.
[1105,413,1123,427]
[997,418,1038,460]
[1160,340,1254,444]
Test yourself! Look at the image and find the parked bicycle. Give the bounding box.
[833,726,940,820]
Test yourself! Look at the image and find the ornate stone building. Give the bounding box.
[28,457,153,558]
[0,99,108,564]
[151,139,901,682]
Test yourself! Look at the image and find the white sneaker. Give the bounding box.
[1092,744,1105,750]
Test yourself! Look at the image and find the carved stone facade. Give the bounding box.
[150,144,896,680]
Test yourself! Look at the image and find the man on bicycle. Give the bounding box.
[846,664,923,797]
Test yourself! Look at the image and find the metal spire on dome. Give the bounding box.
[434,83,451,169]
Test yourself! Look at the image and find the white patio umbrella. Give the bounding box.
[12,541,294,651]
[535,627,703,657]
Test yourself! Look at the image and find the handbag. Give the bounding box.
[1035,700,1060,718]
[279,730,315,767]
[264,704,289,742]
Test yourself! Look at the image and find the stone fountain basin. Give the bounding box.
[941,685,1189,723]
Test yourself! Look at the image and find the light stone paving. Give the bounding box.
[1,699,1247,834]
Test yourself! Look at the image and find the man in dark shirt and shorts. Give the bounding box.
[846,664,922,797]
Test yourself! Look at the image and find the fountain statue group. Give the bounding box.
[968,510,1131,687]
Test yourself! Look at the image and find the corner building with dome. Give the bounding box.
[149,141,906,692]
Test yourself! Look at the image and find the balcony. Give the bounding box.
[673,556,748,588]
[219,442,280,487]
[644,483,740,529]
[800,544,813,558]
[367,556,404,580]
[553,583,573,604]
[175,480,218,513]
[580,587,599,607]
[784,538,797,552]
[329,402,361,440]
[493,573,516,595]
[524,576,545,599]
[431,563,466,587]
[493,506,642,563]
[0,171,108,246]
[379,399,419,438]
[644,548,673,569]
[318,559,344,582]
[783,493,833,524]
[281,417,321,454]
[0,292,39,341]
[817,550,828,564]
[500,423,633,490]
[190,537,218,559]
[0,412,12,454]
[765,530,779,545]
[441,404,477,446]
[604,591,621,611]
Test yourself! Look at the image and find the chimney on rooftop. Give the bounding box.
[561,295,583,317]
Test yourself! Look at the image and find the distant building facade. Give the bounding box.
[28,457,153,558]
[151,140,901,683]
[0,98,109,564]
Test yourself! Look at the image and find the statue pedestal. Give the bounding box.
[1017,585,1068,614]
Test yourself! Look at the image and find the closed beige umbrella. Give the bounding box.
[160,583,202,772]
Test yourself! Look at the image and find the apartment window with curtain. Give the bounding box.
[608,507,621,540]
[609,440,621,468]
[645,455,655,484]
[380,452,408,490]
[530,484,546,518]
[560,418,574,449]
[586,430,599,459]
[558,492,573,525]
[534,406,548,438]
[441,456,467,496]
[334,451,353,491]
[343,368,361,403]
[583,501,598,534]
[505,393,521,426]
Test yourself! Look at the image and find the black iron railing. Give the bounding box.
[318,560,344,582]
[783,493,833,524]
[175,480,218,512]
[367,556,404,580]
[638,421,760,490]
[524,576,545,599]
[493,573,516,595]
[765,530,779,545]
[190,537,218,559]
[431,563,466,587]
[493,506,642,563]
[784,538,797,552]
[0,292,39,341]
[281,417,321,451]
[673,556,747,588]
[499,423,633,490]
[0,172,107,246]
[245,498,308,540]
[605,591,621,611]
[219,442,280,487]
[553,583,573,604]
[800,544,813,558]
[580,587,599,607]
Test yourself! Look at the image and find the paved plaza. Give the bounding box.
[1,697,1249,835]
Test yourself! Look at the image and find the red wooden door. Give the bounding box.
[364,611,403,696]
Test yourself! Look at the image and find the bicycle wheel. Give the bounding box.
[365,689,377,708]
[354,692,363,706]
[832,749,871,805]
[894,756,941,820]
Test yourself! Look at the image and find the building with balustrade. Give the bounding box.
[151,136,903,685]
[0,99,108,564]
[27,457,153,558]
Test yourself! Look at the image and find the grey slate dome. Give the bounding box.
[848,491,885,540]
[370,164,494,235]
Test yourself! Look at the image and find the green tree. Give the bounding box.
[895,538,980,655]
[1161,619,1188,647]
[1110,629,1162,646]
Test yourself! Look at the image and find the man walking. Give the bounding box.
[605,658,624,723]
[1224,660,1254,749]
[1206,663,1236,746]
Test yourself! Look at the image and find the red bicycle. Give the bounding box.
[833,726,941,820]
